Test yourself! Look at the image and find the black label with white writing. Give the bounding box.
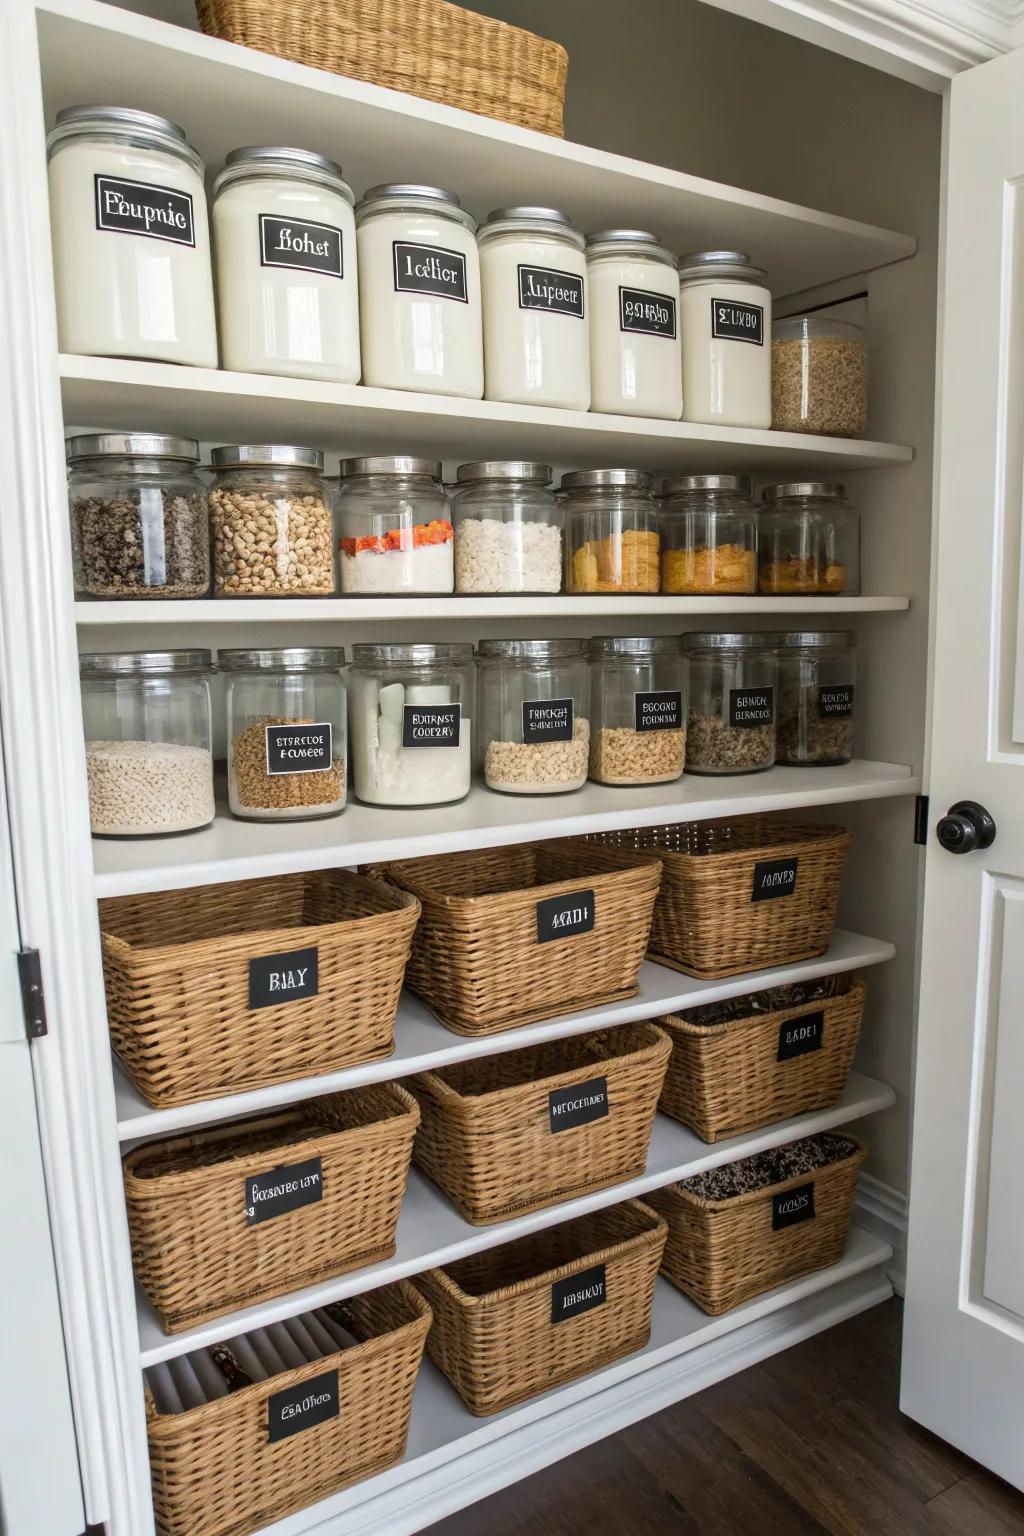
[772,1182,816,1232]
[402,703,461,748]
[393,241,468,302]
[551,1262,606,1323]
[729,686,774,727]
[248,945,319,1009]
[634,689,682,733]
[260,215,343,278]
[267,1368,339,1444]
[817,684,854,719]
[548,1076,609,1133]
[265,722,333,775]
[523,698,573,743]
[245,1156,323,1226]
[518,264,585,318]
[619,285,676,338]
[710,296,763,345]
[752,857,799,903]
[94,174,195,246]
[536,889,596,944]
[777,1010,825,1063]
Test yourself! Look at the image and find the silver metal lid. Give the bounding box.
[455,462,552,484]
[586,230,677,268]
[214,146,353,202]
[560,468,654,492]
[218,646,346,671]
[762,631,855,649]
[339,456,442,479]
[66,432,200,464]
[762,482,846,502]
[210,445,325,471]
[47,106,202,173]
[79,649,212,677]
[355,184,475,231]
[351,642,474,666]
[677,249,766,284]
[661,474,753,497]
[587,635,683,658]
[682,632,774,652]
[479,206,584,250]
[477,638,585,661]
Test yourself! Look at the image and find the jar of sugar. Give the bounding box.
[586,230,682,420]
[349,643,474,807]
[337,456,453,594]
[678,251,772,428]
[452,462,561,593]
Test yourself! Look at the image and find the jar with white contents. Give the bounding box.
[586,230,682,420]
[349,643,474,807]
[337,456,453,594]
[452,462,562,593]
[678,251,772,428]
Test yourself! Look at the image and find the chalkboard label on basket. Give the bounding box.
[777,1010,825,1062]
[772,1182,816,1232]
[245,1156,323,1226]
[536,889,596,944]
[260,215,343,278]
[729,686,774,728]
[523,698,574,743]
[619,286,677,339]
[518,264,585,317]
[392,240,468,302]
[94,174,195,246]
[711,296,764,345]
[548,1076,609,1132]
[267,1368,339,1444]
[634,689,682,732]
[817,684,855,719]
[402,703,461,748]
[751,857,799,903]
[265,722,333,775]
[551,1262,607,1323]
[248,945,319,1009]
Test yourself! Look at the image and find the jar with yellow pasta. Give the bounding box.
[563,468,660,593]
[660,473,757,594]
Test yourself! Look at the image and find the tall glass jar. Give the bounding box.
[563,468,660,593]
[452,463,561,594]
[683,633,778,775]
[586,230,682,420]
[770,631,857,766]
[771,316,867,437]
[588,635,687,786]
[678,251,771,428]
[79,650,215,836]
[758,482,861,596]
[67,432,210,599]
[209,445,336,597]
[349,642,473,806]
[336,457,452,594]
[660,474,758,595]
[477,639,590,795]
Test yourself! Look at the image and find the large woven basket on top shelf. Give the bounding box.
[195,0,568,136]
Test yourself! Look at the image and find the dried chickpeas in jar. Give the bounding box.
[209,444,336,597]
[660,474,757,595]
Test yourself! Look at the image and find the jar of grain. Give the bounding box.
[79,650,215,836]
[682,632,778,775]
[771,316,867,437]
[678,251,771,428]
[221,647,346,820]
[769,630,856,766]
[452,462,562,594]
[660,474,758,595]
[586,230,682,420]
[477,638,590,795]
[587,635,687,786]
[209,444,335,597]
[337,456,452,594]
[563,468,660,593]
[349,642,474,807]
[758,482,860,596]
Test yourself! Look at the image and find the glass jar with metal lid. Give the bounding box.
[355,184,483,398]
[47,106,217,367]
[209,444,335,597]
[758,482,860,596]
[212,146,360,384]
[221,648,347,821]
[67,433,210,600]
[588,636,687,786]
[337,456,452,595]
[683,632,778,775]
[660,474,758,595]
[771,315,867,438]
[586,230,682,420]
[678,251,772,428]
[477,639,590,795]
[479,207,590,411]
[452,462,561,594]
[349,642,473,806]
[79,650,215,836]
[563,468,660,593]
[769,631,857,766]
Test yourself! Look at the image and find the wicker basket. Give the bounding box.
[372,839,661,1035]
[407,1021,671,1224]
[647,1133,865,1315]
[125,1084,419,1332]
[195,0,568,136]
[658,975,866,1143]
[100,869,420,1107]
[147,1282,430,1536]
[413,1199,666,1415]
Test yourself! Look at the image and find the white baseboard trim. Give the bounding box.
[854,1173,908,1295]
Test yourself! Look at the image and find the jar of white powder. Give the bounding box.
[452,462,561,593]
[349,643,473,807]
[336,456,453,594]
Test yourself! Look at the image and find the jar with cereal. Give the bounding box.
[758,482,860,596]
[683,632,777,775]
[477,638,590,795]
[209,444,336,597]
[588,635,686,786]
[660,474,757,595]
[563,468,660,593]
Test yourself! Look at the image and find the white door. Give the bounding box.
[902,45,1024,1486]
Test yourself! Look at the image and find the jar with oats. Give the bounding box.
[771,316,867,437]
[758,482,860,596]
[563,468,660,593]
[477,638,590,795]
[209,444,335,597]
[588,635,686,786]
[660,474,757,595]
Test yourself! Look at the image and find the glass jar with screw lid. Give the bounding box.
[678,251,771,428]
[660,474,758,595]
[349,642,474,807]
[758,482,860,595]
[769,631,857,766]
[588,636,687,786]
[209,444,336,597]
[452,463,562,593]
[337,457,453,594]
[477,639,590,795]
[683,632,778,775]
[771,316,867,438]
[563,468,661,593]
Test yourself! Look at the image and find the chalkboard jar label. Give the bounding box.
[95,174,196,246]
[402,703,461,747]
[536,889,596,943]
[551,1262,606,1323]
[772,1182,816,1231]
[392,240,468,302]
[729,686,775,727]
[548,1075,609,1132]
[518,264,585,317]
[817,684,855,719]
[248,945,319,1008]
[523,698,573,743]
[751,857,798,902]
[619,286,677,338]
[260,215,343,278]
[711,296,764,345]
[776,1010,825,1062]
[634,689,682,732]
[267,1368,339,1443]
[245,1156,323,1225]
[265,722,333,775]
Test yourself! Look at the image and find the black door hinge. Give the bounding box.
[84,1524,108,1536]
[17,948,47,1038]
[914,795,930,846]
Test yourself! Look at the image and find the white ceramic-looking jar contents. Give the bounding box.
[586,230,682,419]
[678,250,771,428]
[478,206,590,411]
[349,643,473,807]
[47,106,217,367]
[337,456,453,594]
[212,146,360,384]
[355,184,483,398]
[452,461,561,593]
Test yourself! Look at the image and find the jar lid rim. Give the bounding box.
[761,630,856,647]
[772,314,864,339]
[339,456,442,478]
[586,230,677,267]
[66,432,200,463]
[211,444,324,471]
[79,648,212,676]
[479,206,585,249]
[356,184,476,231]
[661,474,753,496]
[477,638,586,659]
[761,481,846,501]
[456,461,552,483]
[560,468,653,490]
[682,632,773,651]
[677,248,766,283]
[587,635,684,656]
[214,145,353,200]
[47,105,202,170]
[218,646,346,669]
[352,642,474,663]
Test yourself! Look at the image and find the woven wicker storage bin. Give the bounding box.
[147,1282,430,1536]
[647,1133,865,1315]
[658,974,866,1143]
[413,1199,666,1415]
[100,869,420,1106]
[195,0,568,136]
[372,839,661,1035]
[407,1021,671,1224]
[125,1084,419,1332]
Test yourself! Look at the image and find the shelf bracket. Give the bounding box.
[17,947,47,1038]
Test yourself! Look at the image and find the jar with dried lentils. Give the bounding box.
[588,635,686,786]
[210,444,336,597]
[221,647,346,820]
[563,468,660,593]
[477,638,590,794]
[683,632,777,775]
[660,474,757,595]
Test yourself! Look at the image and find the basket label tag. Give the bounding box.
[772,1182,816,1231]
[523,698,573,743]
[94,173,195,246]
[245,1155,323,1225]
[267,1368,339,1444]
[634,689,682,732]
[777,1010,825,1062]
[402,703,461,747]
[551,1262,606,1323]
[711,296,763,345]
[249,945,319,1008]
[751,857,798,902]
[260,215,343,278]
[729,686,774,727]
[536,889,595,943]
[265,722,333,775]
[518,264,585,318]
[620,285,676,338]
[817,683,855,718]
[393,240,468,302]
[548,1076,609,1132]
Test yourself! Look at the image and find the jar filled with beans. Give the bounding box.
[209,444,336,597]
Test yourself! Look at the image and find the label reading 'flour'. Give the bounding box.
[267,1368,339,1444]
[772,1182,816,1232]
[728,687,774,728]
[249,945,319,1008]
[548,1076,609,1133]
[245,1156,323,1225]
[392,241,468,302]
[402,703,461,747]
[522,698,573,743]
[265,722,333,775]
[94,174,195,246]
[776,1009,825,1062]
[711,297,764,345]
[536,889,596,944]
[260,215,343,278]
[817,684,855,719]
[634,689,682,733]
[751,857,798,903]
[518,264,585,317]
[552,1263,606,1323]
[619,286,677,338]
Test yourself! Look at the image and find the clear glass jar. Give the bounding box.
[678,250,771,428]
[588,635,687,786]
[477,639,589,795]
[660,474,758,595]
[563,469,660,593]
[586,230,682,420]
[683,632,778,775]
[770,630,857,766]
[209,445,336,597]
[79,650,215,836]
[67,432,210,600]
[452,462,561,594]
[349,642,473,806]
[336,456,452,594]
[771,316,867,438]
[758,482,861,596]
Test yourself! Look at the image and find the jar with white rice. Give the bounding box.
[452,462,562,593]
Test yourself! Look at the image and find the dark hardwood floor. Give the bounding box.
[427,1300,1024,1535]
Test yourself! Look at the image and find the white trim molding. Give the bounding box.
[854,1174,909,1294]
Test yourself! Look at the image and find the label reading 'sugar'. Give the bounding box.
[392,241,467,301]
[402,703,461,748]
[536,889,595,944]
[94,174,195,246]
[619,286,677,338]
[245,1156,323,1225]
[267,1368,339,1443]
[518,264,584,317]
[551,1263,606,1323]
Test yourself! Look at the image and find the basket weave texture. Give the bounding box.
[194,0,568,136]
[147,1282,430,1536]
[125,1084,419,1331]
[412,1199,666,1415]
[407,1021,671,1223]
[100,869,420,1106]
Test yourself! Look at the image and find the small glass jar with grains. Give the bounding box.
[588,635,687,786]
[660,474,758,595]
[453,462,562,594]
[771,630,856,766]
[683,632,778,775]
[477,638,590,795]
[771,316,867,438]
[337,456,453,595]
[349,642,473,807]
[209,444,336,597]
[563,468,660,593]
[758,482,860,596]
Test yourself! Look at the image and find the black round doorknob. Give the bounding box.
[936,800,997,854]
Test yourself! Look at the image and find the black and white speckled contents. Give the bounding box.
[679,974,853,1030]
[681,1133,859,1202]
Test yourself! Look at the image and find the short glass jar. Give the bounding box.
[586,230,682,420]
[79,649,215,836]
[770,630,857,766]
[221,648,346,821]
[771,316,867,438]
[349,642,473,807]
[660,474,758,595]
[678,251,772,428]
[587,635,687,786]
[563,468,660,594]
[67,432,210,600]
[337,457,453,595]
[758,482,860,596]
[452,462,561,594]
[477,638,590,795]
[683,632,778,775]
[209,444,336,597]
